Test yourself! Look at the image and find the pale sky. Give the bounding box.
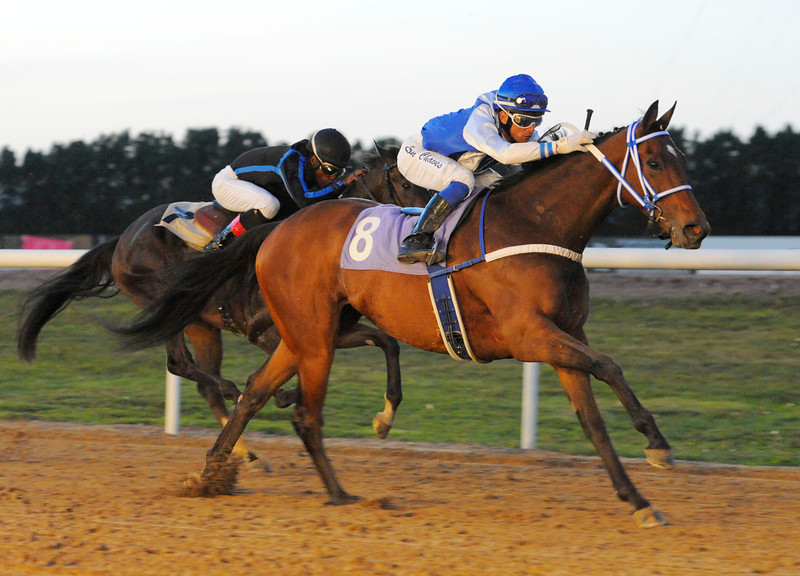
[2,0,798,157]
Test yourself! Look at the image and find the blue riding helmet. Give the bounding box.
[495,74,550,114]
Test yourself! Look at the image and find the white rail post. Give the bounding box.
[164,367,181,435]
[520,362,541,449]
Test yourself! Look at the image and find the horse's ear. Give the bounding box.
[642,101,659,132]
[656,101,677,131]
[375,141,398,163]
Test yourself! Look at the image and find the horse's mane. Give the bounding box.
[492,127,625,193]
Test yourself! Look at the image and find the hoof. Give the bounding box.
[326,493,362,506]
[273,388,298,409]
[372,413,394,439]
[218,380,242,403]
[181,456,241,497]
[633,506,669,528]
[644,448,675,470]
[181,473,206,497]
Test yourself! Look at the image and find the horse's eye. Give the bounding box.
[647,159,661,170]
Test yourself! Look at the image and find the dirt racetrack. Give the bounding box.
[3,270,800,574]
[1,419,799,576]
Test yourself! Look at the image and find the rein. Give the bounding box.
[429,122,690,278]
[352,172,378,201]
[382,163,403,206]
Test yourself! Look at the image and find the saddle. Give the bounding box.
[156,202,237,251]
[340,193,486,361]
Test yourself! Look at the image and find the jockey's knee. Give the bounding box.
[439,180,472,205]
[255,196,280,220]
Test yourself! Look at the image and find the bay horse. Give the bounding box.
[16,143,431,467]
[117,102,710,526]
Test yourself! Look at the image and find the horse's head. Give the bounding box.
[620,101,710,249]
[375,142,433,208]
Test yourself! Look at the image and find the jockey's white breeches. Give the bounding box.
[211,166,280,219]
[396,133,501,199]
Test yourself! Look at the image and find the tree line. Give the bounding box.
[0,125,798,237]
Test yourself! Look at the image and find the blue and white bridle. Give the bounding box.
[586,121,693,214]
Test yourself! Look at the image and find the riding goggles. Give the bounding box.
[508,93,549,111]
[317,159,345,177]
[507,112,543,129]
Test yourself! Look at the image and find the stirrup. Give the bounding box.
[397,235,443,265]
[203,227,232,252]
[425,245,445,265]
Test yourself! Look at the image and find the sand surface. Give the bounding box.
[1,420,799,575]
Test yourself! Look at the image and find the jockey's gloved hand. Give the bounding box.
[340,169,367,186]
[556,130,596,154]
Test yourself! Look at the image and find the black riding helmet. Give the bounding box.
[307,128,351,170]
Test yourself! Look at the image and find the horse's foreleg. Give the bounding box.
[189,341,297,496]
[552,366,667,527]
[513,320,668,526]
[334,323,403,439]
[588,357,673,469]
[172,323,242,401]
[182,323,268,472]
[293,352,359,505]
[524,324,672,466]
[563,335,673,468]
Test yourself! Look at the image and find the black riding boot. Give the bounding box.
[397,193,454,264]
[203,209,269,252]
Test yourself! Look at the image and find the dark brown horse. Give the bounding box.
[117,102,710,526]
[17,144,431,467]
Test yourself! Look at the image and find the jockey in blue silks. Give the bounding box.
[396,74,595,264]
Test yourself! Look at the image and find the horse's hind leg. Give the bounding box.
[272,322,403,439]
[193,340,298,495]
[333,322,403,439]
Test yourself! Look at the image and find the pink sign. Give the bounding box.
[21,236,74,250]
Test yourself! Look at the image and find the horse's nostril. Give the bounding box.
[687,224,707,240]
[683,224,709,242]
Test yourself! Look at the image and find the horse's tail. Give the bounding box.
[113,223,273,350]
[17,237,120,362]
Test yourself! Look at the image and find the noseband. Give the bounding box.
[586,121,692,245]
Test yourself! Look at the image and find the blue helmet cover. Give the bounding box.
[495,74,550,113]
